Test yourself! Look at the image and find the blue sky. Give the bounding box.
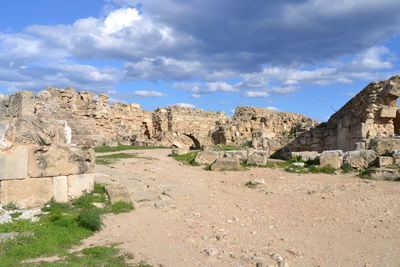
[1,0,400,121]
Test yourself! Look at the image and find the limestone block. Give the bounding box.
[320,150,343,169]
[291,151,319,161]
[369,138,400,155]
[105,140,118,147]
[247,150,269,165]
[53,176,68,203]
[343,150,377,169]
[7,91,35,117]
[377,156,394,167]
[67,174,94,200]
[105,184,132,203]
[0,146,28,180]
[392,149,400,159]
[0,177,53,209]
[379,106,397,118]
[195,151,225,165]
[368,168,399,181]
[211,157,241,171]
[0,121,12,149]
[171,147,190,155]
[29,145,95,178]
[225,150,248,161]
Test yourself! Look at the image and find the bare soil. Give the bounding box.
[86,149,400,267]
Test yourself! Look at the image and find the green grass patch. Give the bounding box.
[0,183,137,266]
[171,151,200,166]
[341,163,353,173]
[30,246,148,267]
[94,145,168,153]
[213,143,250,151]
[111,201,135,214]
[9,212,22,219]
[308,165,337,174]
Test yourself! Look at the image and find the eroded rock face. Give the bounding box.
[211,157,241,171]
[195,151,225,165]
[343,150,377,169]
[28,145,95,178]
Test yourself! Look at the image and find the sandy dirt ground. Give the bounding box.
[85,149,400,267]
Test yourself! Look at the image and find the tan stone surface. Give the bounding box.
[53,176,68,203]
[211,157,241,171]
[67,173,94,199]
[105,184,132,203]
[195,151,225,165]
[0,146,28,180]
[320,150,343,169]
[28,145,95,178]
[0,177,53,208]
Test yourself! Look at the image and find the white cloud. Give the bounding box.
[191,93,201,98]
[102,8,141,34]
[244,91,269,98]
[174,103,196,108]
[132,90,166,97]
[266,106,280,112]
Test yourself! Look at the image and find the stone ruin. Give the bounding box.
[1,75,400,208]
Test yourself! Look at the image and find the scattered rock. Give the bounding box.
[248,178,265,185]
[291,162,305,167]
[204,247,219,256]
[105,184,132,203]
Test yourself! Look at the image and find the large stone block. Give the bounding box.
[211,157,241,171]
[67,174,94,200]
[368,168,399,181]
[7,91,35,117]
[376,156,394,167]
[0,146,28,180]
[247,150,269,165]
[291,151,319,161]
[369,138,400,155]
[29,145,95,177]
[195,151,225,165]
[0,177,53,209]
[225,150,248,161]
[320,150,343,169]
[379,106,397,118]
[343,150,377,169]
[53,176,68,203]
[7,118,70,146]
[0,121,12,149]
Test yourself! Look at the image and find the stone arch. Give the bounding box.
[183,133,201,150]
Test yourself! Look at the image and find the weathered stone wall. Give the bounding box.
[0,87,317,151]
[276,75,400,157]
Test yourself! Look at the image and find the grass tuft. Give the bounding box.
[171,151,200,166]
[77,210,103,231]
[111,201,135,214]
[94,145,168,153]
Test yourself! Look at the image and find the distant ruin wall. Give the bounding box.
[0,87,316,150]
[278,75,400,156]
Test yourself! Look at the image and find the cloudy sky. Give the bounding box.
[1,0,400,120]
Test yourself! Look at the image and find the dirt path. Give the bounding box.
[87,149,400,267]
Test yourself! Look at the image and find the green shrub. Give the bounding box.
[77,210,103,231]
[111,201,135,214]
[3,202,17,211]
[342,163,353,173]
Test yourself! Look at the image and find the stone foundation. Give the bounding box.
[0,145,94,208]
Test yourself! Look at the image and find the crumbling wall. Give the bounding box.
[275,75,400,157]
